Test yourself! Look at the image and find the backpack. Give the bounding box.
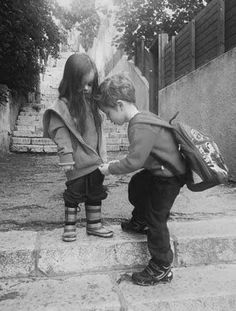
[155,113,229,192]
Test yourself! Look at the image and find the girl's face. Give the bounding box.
[81,70,95,96]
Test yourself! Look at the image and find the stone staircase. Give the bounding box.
[10,52,129,154]
[10,104,128,154]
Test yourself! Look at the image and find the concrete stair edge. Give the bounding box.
[0,218,236,278]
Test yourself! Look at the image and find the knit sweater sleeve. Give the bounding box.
[48,112,74,165]
[108,124,157,175]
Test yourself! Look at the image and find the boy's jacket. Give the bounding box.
[43,98,106,181]
[109,111,186,177]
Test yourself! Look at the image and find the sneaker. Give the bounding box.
[132,259,173,286]
[121,218,148,234]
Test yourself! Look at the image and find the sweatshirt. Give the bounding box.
[43,98,107,181]
[109,111,186,177]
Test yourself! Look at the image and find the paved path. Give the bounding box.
[0,152,236,231]
[0,264,236,310]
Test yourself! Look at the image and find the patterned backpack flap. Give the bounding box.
[172,122,229,192]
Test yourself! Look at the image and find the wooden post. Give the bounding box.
[135,38,144,73]
[190,20,196,71]
[171,36,176,83]
[149,38,159,114]
[134,39,138,67]
[140,39,145,75]
[217,0,225,55]
[158,33,168,90]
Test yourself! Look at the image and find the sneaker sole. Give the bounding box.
[132,271,173,286]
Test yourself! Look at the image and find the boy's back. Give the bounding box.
[108,111,186,177]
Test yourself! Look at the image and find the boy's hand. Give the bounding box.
[60,164,74,172]
[108,160,119,164]
[98,163,110,176]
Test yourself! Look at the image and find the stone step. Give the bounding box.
[106,132,127,138]
[13,123,127,135]
[0,218,235,278]
[12,106,128,153]
[10,143,128,153]
[0,264,235,310]
[17,115,40,121]
[17,119,41,126]
[14,125,36,132]
[10,144,57,153]
[107,144,128,151]
[11,137,54,146]
[11,118,128,152]
[12,131,43,137]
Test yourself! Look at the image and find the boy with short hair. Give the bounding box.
[97,74,187,286]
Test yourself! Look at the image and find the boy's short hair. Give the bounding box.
[98,73,136,108]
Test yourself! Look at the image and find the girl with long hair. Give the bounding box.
[43,53,113,242]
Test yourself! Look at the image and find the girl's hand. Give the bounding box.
[98,163,110,176]
[60,164,74,172]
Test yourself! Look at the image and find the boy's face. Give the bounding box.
[102,103,126,125]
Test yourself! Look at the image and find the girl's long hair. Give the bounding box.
[58,53,101,135]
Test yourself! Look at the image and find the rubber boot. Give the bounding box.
[62,206,77,242]
[85,204,113,238]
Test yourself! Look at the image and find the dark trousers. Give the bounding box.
[63,169,107,207]
[128,169,185,265]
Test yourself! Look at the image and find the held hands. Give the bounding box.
[98,160,119,176]
[98,163,110,176]
[60,164,74,172]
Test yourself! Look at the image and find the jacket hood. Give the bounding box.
[130,111,172,129]
[43,98,83,141]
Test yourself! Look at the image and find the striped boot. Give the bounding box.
[85,204,113,238]
[62,206,77,242]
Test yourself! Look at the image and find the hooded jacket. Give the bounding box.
[43,98,107,181]
[109,111,186,177]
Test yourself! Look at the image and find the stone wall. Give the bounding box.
[159,48,236,180]
[0,85,25,155]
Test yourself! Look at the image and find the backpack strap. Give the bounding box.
[150,151,189,186]
[150,152,183,176]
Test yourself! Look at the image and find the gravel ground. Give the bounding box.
[0,152,236,231]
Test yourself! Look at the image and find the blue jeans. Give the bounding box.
[128,169,186,265]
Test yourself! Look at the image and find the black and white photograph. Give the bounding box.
[0,0,236,309]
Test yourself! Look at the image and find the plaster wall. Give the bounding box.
[0,85,24,156]
[159,48,236,179]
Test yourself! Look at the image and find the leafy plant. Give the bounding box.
[70,0,100,52]
[51,0,100,52]
[114,0,212,58]
[0,0,61,93]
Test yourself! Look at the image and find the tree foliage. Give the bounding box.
[70,0,100,52]
[52,0,100,52]
[114,0,212,58]
[0,0,61,93]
